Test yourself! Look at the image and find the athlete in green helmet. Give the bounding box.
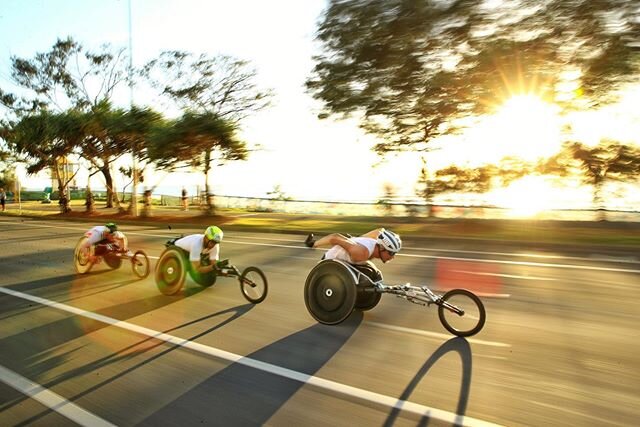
[173,225,227,274]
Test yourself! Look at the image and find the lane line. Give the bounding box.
[451,270,557,281]
[399,252,640,274]
[2,219,638,274]
[0,286,502,427]
[0,364,116,427]
[366,322,511,348]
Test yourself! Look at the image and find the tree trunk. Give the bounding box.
[203,150,215,215]
[54,162,71,214]
[101,166,122,211]
[85,178,95,213]
[593,181,606,221]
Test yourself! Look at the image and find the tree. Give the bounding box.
[267,185,292,201]
[142,51,272,212]
[0,37,129,116]
[308,1,640,154]
[416,156,535,217]
[148,112,247,214]
[1,110,85,212]
[0,146,17,190]
[540,140,640,219]
[88,104,163,211]
[377,183,397,215]
[142,51,273,123]
[0,37,133,209]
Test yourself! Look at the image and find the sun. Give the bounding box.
[454,93,564,167]
[490,94,563,161]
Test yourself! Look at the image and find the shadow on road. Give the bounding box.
[0,303,255,422]
[139,311,364,426]
[383,337,473,427]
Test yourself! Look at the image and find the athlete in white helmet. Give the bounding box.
[304,228,401,265]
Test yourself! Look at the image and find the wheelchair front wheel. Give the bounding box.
[438,289,486,337]
[239,266,268,304]
[131,250,150,279]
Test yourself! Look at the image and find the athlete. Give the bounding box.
[173,225,228,274]
[304,228,402,265]
[81,222,128,263]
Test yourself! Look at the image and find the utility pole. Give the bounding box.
[128,0,138,216]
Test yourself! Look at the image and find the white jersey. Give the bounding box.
[324,237,377,265]
[175,234,220,263]
[85,226,110,245]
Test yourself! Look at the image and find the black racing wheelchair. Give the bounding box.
[154,237,268,304]
[304,259,486,337]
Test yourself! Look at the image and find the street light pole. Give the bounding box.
[128,0,138,216]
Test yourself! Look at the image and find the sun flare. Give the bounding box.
[489,175,556,218]
[491,94,563,161]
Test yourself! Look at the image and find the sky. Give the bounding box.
[1,0,639,210]
[0,0,392,202]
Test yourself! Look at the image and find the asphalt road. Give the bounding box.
[1,217,638,426]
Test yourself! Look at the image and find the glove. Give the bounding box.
[200,252,211,266]
[216,259,229,268]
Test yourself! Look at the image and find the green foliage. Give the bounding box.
[308,0,640,152]
[148,111,247,170]
[267,184,292,201]
[142,51,273,123]
[2,110,83,174]
[541,140,640,209]
[1,37,129,117]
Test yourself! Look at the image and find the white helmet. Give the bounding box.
[378,229,402,254]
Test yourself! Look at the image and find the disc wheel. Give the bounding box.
[155,248,187,295]
[74,236,94,274]
[354,286,382,311]
[104,252,122,269]
[438,289,486,337]
[190,270,217,288]
[239,266,268,304]
[131,250,150,279]
[304,260,357,325]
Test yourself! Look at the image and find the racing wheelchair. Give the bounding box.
[154,237,268,304]
[73,236,150,279]
[304,259,486,337]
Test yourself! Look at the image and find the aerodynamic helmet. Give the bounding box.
[378,229,402,254]
[105,222,118,233]
[204,225,223,243]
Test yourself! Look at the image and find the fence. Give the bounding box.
[13,189,640,221]
[211,194,640,222]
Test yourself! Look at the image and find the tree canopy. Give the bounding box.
[0,37,129,116]
[308,0,640,153]
[142,51,273,123]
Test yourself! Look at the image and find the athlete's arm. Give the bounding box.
[360,228,384,239]
[324,234,370,263]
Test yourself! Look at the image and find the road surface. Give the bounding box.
[1,217,638,426]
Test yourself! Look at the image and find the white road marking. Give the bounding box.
[451,270,557,281]
[0,286,502,427]
[0,364,116,427]
[400,252,640,274]
[366,322,511,348]
[2,219,638,274]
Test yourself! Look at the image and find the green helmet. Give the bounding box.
[105,222,118,233]
[204,225,223,243]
